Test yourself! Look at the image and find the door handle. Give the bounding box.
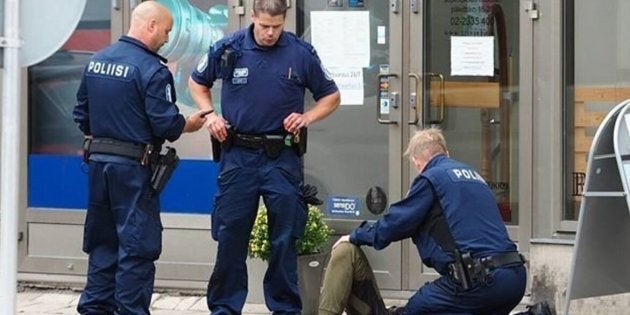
[377,73,399,125]
[426,72,445,124]
[409,73,420,125]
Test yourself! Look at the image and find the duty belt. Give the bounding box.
[478,251,526,270]
[87,138,153,165]
[232,133,291,150]
[448,251,526,290]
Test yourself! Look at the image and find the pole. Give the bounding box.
[1,0,21,313]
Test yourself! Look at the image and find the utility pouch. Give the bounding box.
[150,147,179,194]
[220,49,237,78]
[292,128,307,157]
[263,135,285,158]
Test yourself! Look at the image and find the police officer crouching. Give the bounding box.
[73,2,208,314]
[319,127,528,315]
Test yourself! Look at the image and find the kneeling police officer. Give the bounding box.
[319,127,527,315]
[73,2,207,314]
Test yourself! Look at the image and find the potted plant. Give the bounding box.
[249,203,334,315]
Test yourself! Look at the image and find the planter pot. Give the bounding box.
[298,252,329,315]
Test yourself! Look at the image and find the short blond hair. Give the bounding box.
[404,127,448,160]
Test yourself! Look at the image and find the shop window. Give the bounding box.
[27,0,229,211]
[564,0,630,220]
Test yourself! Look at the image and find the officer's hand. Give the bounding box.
[283,112,311,134]
[184,110,209,133]
[206,112,229,141]
[301,184,323,205]
[333,235,350,250]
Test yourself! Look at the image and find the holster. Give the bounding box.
[292,128,307,157]
[82,138,92,163]
[448,249,474,290]
[150,147,179,194]
[210,128,235,161]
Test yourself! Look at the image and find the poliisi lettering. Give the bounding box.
[452,168,486,183]
[88,61,130,78]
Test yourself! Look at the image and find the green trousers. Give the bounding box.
[318,242,389,315]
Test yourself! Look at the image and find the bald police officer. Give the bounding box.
[319,127,526,315]
[73,2,207,314]
[188,0,340,314]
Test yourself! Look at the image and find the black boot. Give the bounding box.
[386,306,405,315]
[513,301,556,315]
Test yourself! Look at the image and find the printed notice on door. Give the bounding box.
[450,36,494,76]
[311,11,369,105]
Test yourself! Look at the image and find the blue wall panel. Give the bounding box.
[28,155,219,214]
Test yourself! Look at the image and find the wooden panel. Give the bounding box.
[574,102,606,128]
[574,128,592,154]
[575,86,630,102]
[430,81,500,108]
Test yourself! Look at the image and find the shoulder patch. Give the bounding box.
[165,83,173,103]
[196,54,208,73]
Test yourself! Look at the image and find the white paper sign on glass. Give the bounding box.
[450,36,495,77]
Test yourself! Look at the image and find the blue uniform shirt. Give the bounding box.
[73,36,186,145]
[191,24,338,134]
[350,154,517,275]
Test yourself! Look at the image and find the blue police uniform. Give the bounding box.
[191,25,338,314]
[73,35,186,315]
[351,154,526,314]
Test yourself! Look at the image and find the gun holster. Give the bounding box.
[210,128,235,162]
[292,128,307,157]
[448,249,474,290]
[150,147,179,194]
[82,138,92,163]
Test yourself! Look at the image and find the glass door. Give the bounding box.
[298,0,405,290]
[408,0,521,288]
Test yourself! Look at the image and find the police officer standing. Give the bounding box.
[188,0,340,313]
[319,127,527,315]
[73,2,207,314]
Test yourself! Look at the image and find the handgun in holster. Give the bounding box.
[210,127,235,161]
[82,138,92,163]
[449,249,473,290]
[150,147,179,194]
[292,128,307,157]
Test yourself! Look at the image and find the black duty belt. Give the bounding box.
[233,133,290,150]
[478,251,526,269]
[88,138,151,163]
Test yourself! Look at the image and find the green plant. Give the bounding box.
[249,204,333,261]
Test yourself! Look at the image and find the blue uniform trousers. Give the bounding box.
[406,264,527,315]
[207,146,307,315]
[78,160,162,315]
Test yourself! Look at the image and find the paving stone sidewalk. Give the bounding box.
[14,288,269,315]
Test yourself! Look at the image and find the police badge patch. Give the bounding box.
[165,84,173,102]
[232,67,248,84]
[320,62,333,81]
[196,55,208,73]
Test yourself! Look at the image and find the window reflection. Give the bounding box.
[28,0,229,157]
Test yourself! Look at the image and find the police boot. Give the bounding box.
[513,300,555,315]
[528,301,555,315]
[386,306,405,315]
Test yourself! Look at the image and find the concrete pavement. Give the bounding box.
[14,287,269,315]
[13,286,527,314]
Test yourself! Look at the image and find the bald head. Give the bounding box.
[127,1,173,52]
